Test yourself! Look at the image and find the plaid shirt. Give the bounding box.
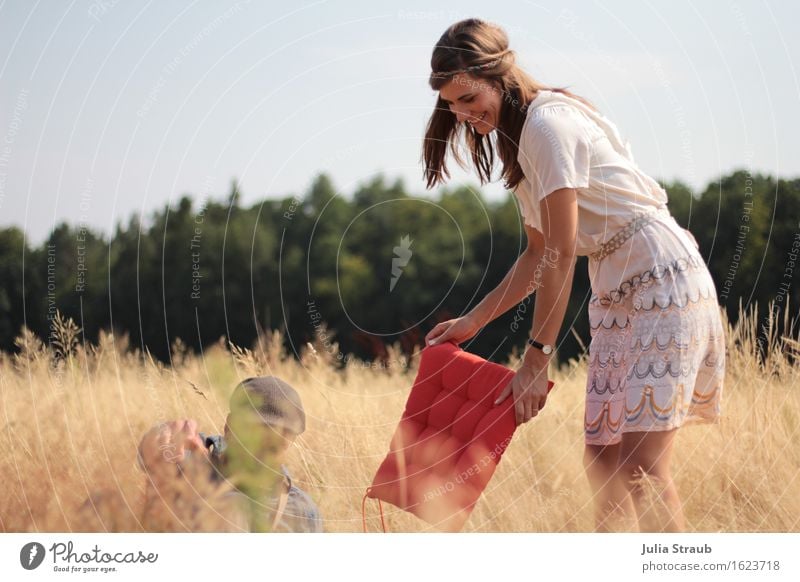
[202,434,323,533]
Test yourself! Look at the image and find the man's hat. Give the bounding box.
[229,376,306,436]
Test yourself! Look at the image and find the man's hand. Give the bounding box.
[137,419,207,480]
[137,419,245,532]
[495,350,551,425]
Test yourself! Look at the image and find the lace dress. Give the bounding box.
[583,207,725,445]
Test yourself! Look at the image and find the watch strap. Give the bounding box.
[527,338,553,354]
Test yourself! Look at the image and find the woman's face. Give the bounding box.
[439,73,502,135]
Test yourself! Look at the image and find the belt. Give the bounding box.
[588,206,669,263]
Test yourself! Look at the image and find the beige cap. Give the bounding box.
[228,376,306,436]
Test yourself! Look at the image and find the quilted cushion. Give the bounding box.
[367,340,554,531]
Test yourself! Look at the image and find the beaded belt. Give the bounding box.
[588,206,669,262]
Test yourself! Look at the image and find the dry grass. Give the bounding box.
[1,304,798,533]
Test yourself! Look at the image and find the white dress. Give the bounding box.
[513,90,725,446]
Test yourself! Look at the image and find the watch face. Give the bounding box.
[542,345,553,355]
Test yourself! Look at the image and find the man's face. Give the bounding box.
[221,412,295,497]
[224,411,294,464]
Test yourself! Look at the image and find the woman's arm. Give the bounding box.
[531,188,578,345]
[525,187,579,359]
[424,216,563,346]
[467,223,547,327]
[496,187,578,425]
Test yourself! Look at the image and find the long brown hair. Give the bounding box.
[422,18,593,191]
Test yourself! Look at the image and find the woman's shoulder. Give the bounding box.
[519,101,596,161]
[527,99,601,140]
[528,103,587,133]
[527,90,605,130]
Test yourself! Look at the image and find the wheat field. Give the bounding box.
[1,305,799,533]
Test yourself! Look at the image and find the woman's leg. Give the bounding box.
[618,428,685,532]
[583,442,637,532]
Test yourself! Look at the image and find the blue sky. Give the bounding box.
[1,0,798,243]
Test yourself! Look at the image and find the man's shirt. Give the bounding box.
[201,433,323,533]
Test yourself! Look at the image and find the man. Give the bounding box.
[137,376,322,532]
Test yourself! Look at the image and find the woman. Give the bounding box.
[422,18,725,533]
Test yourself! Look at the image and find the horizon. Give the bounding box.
[5,164,781,246]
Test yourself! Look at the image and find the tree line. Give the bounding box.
[1,169,798,365]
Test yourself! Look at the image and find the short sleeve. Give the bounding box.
[518,105,591,202]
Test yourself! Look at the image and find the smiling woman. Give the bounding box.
[421,17,726,535]
[422,18,592,191]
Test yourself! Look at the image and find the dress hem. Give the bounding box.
[584,414,722,446]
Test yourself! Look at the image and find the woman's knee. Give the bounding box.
[584,443,621,478]
[618,429,677,482]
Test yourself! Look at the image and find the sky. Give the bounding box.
[0,0,798,244]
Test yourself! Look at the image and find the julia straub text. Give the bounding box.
[641,543,712,556]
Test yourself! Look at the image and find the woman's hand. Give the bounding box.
[425,314,481,346]
[495,351,551,425]
[137,419,207,479]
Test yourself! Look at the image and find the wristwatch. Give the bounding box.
[527,338,554,355]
